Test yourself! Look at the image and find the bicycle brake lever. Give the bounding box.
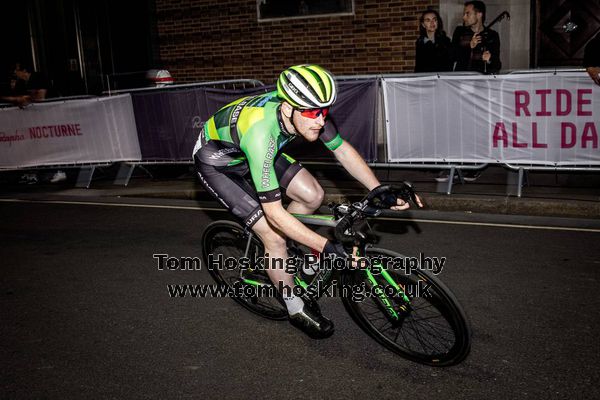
[362,204,382,217]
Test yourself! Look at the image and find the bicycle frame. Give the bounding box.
[202,184,471,365]
[239,212,412,322]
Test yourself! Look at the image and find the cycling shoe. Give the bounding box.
[289,301,334,339]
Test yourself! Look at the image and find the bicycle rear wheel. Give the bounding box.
[201,220,288,320]
[341,248,471,366]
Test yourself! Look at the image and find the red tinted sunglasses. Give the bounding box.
[298,107,330,119]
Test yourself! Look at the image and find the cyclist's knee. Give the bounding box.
[305,184,324,209]
[294,180,324,209]
[287,170,324,208]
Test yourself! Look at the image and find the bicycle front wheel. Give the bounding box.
[341,248,471,366]
[201,220,288,320]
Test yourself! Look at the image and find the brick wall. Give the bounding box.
[156,0,438,84]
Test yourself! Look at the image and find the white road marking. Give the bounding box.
[1,198,599,233]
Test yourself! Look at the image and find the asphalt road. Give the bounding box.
[1,199,599,399]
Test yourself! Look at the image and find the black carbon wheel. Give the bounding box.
[341,248,471,366]
[201,221,287,320]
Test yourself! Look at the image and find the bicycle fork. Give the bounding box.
[363,260,412,324]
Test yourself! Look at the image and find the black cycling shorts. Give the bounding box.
[194,145,303,228]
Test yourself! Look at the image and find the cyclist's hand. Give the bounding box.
[391,192,423,210]
[368,183,424,210]
[322,240,365,269]
[323,239,348,258]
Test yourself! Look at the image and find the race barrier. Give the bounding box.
[286,78,379,162]
[129,78,379,163]
[382,71,599,166]
[1,72,597,196]
[107,78,268,185]
[130,85,270,161]
[0,95,141,169]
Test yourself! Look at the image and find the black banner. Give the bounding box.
[282,79,379,162]
[131,78,378,161]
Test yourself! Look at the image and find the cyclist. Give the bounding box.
[193,64,422,339]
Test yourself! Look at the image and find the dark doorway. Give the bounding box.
[535,0,600,67]
[0,0,159,97]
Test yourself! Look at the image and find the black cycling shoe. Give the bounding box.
[289,301,334,339]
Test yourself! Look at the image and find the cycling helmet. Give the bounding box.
[146,69,174,87]
[277,64,337,109]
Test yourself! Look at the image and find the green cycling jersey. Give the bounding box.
[196,90,343,195]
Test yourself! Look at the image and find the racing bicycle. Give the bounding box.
[201,184,471,366]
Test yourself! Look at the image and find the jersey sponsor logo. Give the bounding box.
[229,97,254,145]
[208,147,238,160]
[261,137,276,189]
[258,190,281,203]
[245,208,264,227]
[231,104,243,124]
[197,172,228,207]
[231,97,253,125]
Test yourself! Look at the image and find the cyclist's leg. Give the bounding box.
[195,152,333,336]
[275,153,324,215]
[250,218,296,291]
[194,154,297,297]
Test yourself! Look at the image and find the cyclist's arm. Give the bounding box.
[262,201,328,252]
[331,139,380,190]
[243,127,329,251]
[332,139,423,210]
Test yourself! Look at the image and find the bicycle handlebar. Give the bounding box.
[366,182,419,206]
[333,182,419,246]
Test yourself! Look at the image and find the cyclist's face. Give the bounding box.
[292,108,327,141]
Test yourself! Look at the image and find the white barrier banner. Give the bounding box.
[383,73,600,165]
[0,95,141,168]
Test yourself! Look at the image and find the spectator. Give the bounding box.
[415,9,453,73]
[2,62,66,184]
[0,62,48,108]
[437,3,498,183]
[452,1,501,74]
[583,33,600,86]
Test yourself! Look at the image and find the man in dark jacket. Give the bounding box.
[452,1,501,74]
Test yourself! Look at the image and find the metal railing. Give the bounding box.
[3,71,597,196]
[102,78,265,96]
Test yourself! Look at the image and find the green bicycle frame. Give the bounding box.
[241,212,412,321]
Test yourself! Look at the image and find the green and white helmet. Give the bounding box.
[277,64,337,109]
